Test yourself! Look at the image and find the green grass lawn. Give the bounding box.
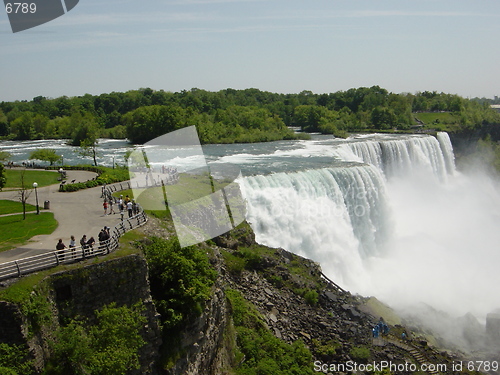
[0,200,37,215]
[0,212,58,252]
[413,112,461,132]
[4,169,60,189]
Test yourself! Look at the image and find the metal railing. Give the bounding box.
[0,211,147,281]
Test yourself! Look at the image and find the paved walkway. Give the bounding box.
[0,170,127,262]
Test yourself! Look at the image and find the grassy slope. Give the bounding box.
[413,112,462,132]
[0,200,37,215]
[0,212,57,252]
[4,169,59,189]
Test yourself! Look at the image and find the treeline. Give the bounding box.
[1,87,499,144]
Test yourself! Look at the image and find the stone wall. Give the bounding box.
[0,254,162,375]
[0,301,25,346]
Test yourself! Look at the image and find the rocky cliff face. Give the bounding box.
[0,218,485,374]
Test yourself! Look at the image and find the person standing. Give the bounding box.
[86,236,95,254]
[127,200,133,218]
[80,234,88,256]
[118,195,124,212]
[56,239,67,261]
[69,235,76,259]
[103,199,108,215]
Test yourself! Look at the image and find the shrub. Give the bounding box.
[141,237,217,330]
[349,346,371,361]
[0,343,33,374]
[311,339,340,358]
[59,166,130,192]
[47,303,146,375]
[303,290,319,306]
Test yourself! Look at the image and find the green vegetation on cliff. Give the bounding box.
[45,303,146,375]
[226,289,314,375]
[140,237,217,330]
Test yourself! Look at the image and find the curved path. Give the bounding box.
[0,170,127,262]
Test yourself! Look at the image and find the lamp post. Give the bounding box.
[33,182,39,215]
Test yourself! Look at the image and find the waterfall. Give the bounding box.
[239,132,462,291]
[337,133,455,180]
[239,164,391,287]
[436,131,456,174]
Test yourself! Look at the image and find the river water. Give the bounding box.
[2,134,500,334]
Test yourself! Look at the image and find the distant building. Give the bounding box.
[491,105,500,113]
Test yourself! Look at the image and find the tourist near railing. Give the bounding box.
[0,210,148,282]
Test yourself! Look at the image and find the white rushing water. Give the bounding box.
[3,133,499,323]
[239,132,500,321]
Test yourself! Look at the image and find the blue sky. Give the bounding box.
[1,0,499,101]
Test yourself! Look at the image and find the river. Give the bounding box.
[2,134,500,346]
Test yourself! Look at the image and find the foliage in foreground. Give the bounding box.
[0,163,5,190]
[226,289,314,375]
[45,303,146,375]
[140,237,217,330]
[0,343,33,375]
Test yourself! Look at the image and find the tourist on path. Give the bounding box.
[56,239,67,261]
[127,200,133,218]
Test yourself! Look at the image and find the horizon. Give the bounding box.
[1,0,499,102]
[1,85,498,104]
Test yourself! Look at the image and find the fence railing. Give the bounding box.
[0,211,147,282]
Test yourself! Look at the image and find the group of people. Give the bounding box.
[54,185,142,259]
[372,317,390,338]
[103,194,139,218]
[55,226,112,259]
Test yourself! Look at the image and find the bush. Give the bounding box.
[349,346,371,361]
[311,339,340,358]
[303,290,319,306]
[47,303,146,375]
[0,343,33,374]
[141,237,217,330]
[59,166,130,192]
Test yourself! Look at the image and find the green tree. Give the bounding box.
[371,106,397,129]
[10,112,35,140]
[142,237,217,329]
[0,343,33,374]
[29,149,62,166]
[70,113,100,166]
[78,138,99,167]
[0,151,11,163]
[124,104,186,144]
[71,113,99,146]
[0,163,6,191]
[17,170,32,220]
[0,109,8,136]
[48,303,146,375]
